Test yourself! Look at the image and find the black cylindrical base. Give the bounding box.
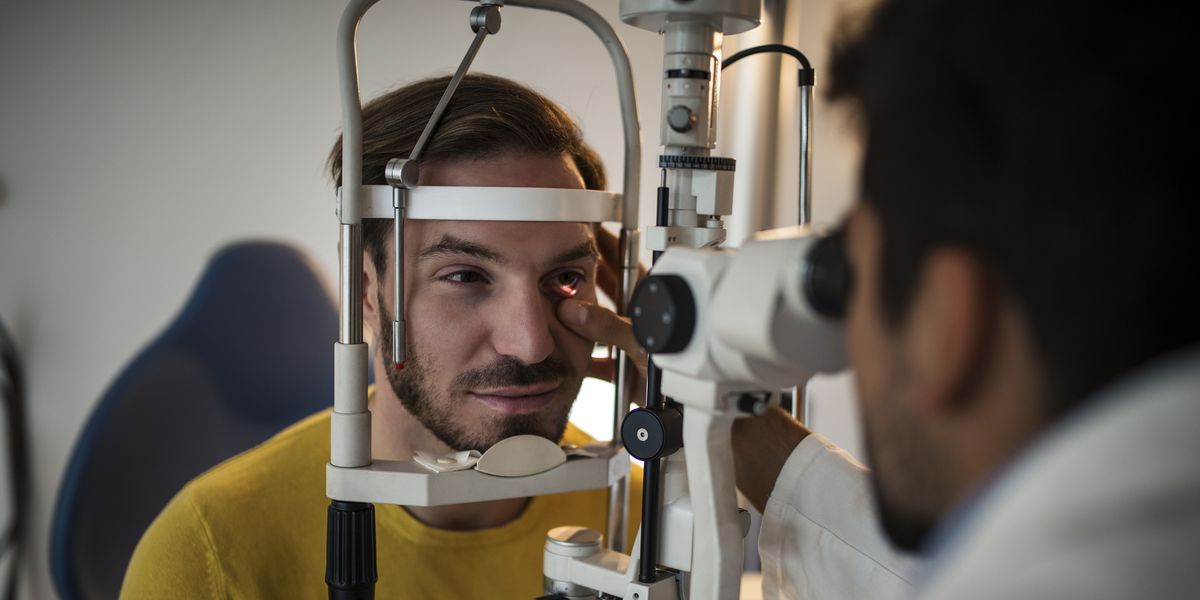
[326,500,378,600]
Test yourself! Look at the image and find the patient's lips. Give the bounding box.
[470,381,561,414]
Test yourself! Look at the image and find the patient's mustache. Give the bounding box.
[454,356,575,390]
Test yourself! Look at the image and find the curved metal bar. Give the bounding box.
[341,0,645,554]
[331,4,382,597]
[336,0,380,345]
[499,0,642,236]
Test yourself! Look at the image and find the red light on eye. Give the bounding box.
[558,283,578,297]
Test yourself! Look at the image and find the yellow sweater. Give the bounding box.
[120,411,642,599]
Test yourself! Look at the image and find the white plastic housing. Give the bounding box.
[331,343,371,467]
[643,247,733,378]
[326,448,629,506]
[541,452,694,598]
[645,224,727,252]
[661,43,719,149]
[693,169,735,216]
[619,0,761,34]
[349,185,623,223]
[649,227,846,389]
[709,227,846,385]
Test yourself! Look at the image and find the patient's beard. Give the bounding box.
[376,298,578,453]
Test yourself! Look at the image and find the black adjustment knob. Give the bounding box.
[326,501,378,600]
[804,229,852,319]
[667,105,697,133]
[631,274,696,354]
[621,406,683,461]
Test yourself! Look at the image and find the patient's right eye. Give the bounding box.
[440,269,488,285]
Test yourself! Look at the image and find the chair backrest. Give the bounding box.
[50,241,340,600]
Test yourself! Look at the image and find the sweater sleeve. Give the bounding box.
[759,433,921,600]
[119,485,225,599]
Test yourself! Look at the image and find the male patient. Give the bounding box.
[121,74,642,598]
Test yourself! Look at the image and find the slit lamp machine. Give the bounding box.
[324,1,851,598]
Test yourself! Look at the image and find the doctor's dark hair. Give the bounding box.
[828,0,1198,415]
[328,73,606,273]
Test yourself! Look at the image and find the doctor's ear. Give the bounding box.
[903,247,995,418]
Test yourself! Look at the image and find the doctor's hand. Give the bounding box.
[556,226,649,397]
[558,298,649,383]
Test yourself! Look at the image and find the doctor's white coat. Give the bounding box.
[759,348,1200,599]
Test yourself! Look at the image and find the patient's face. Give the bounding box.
[374,152,598,452]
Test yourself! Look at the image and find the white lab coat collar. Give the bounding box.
[919,345,1200,599]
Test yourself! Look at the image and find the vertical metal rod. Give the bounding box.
[793,81,815,423]
[638,358,667,583]
[339,224,364,345]
[607,227,642,552]
[798,83,814,228]
[391,190,407,368]
[639,442,664,583]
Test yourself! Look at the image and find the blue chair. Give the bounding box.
[50,241,344,600]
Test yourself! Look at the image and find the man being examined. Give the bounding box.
[120,74,645,599]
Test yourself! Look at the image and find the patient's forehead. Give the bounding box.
[382,150,594,271]
[418,152,585,190]
[408,219,595,263]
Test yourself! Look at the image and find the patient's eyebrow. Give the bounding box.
[550,239,601,266]
[418,234,507,263]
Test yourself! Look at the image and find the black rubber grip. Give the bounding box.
[326,500,378,600]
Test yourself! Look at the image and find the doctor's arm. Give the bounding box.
[732,406,811,513]
[733,407,923,599]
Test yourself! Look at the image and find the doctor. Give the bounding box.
[564,0,1200,597]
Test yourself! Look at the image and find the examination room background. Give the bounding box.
[0,0,868,597]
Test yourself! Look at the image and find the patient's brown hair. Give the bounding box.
[328,73,607,272]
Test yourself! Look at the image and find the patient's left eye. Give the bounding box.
[548,271,584,297]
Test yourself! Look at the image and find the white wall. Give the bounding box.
[0,1,864,597]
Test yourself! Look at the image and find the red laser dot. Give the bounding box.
[394,362,405,371]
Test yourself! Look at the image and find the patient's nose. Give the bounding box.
[490,287,555,365]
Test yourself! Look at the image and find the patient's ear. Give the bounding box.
[902,247,993,419]
[362,251,380,330]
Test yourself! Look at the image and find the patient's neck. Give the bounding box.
[367,380,531,531]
